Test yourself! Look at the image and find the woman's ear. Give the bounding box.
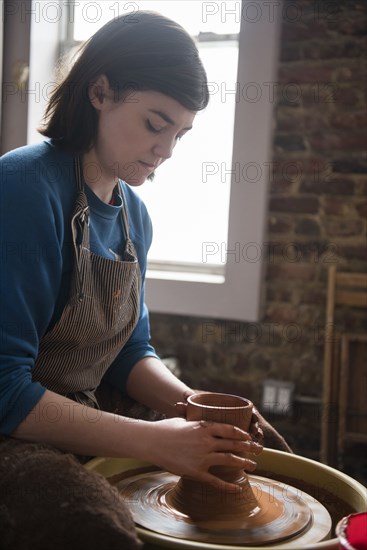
[88,75,110,110]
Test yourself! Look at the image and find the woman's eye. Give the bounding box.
[146,120,162,133]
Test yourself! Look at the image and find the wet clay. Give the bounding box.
[114,470,331,545]
[111,393,332,546]
[109,466,354,537]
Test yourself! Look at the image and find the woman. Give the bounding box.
[0,11,290,548]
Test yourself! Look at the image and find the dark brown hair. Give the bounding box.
[40,11,209,153]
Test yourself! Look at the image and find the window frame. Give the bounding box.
[144,5,282,322]
[27,0,283,322]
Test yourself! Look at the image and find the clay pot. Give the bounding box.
[175,391,253,484]
[167,392,257,521]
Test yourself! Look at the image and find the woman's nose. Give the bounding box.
[152,137,175,160]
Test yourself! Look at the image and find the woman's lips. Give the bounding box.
[139,160,156,170]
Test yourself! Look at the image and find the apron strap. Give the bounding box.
[74,156,84,192]
[73,156,133,256]
[117,181,132,244]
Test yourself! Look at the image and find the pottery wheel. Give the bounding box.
[114,469,332,546]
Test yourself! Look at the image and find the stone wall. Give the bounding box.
[149,0,366,479]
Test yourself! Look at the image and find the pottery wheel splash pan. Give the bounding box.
[114,469,332,546]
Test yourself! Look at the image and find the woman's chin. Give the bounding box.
[124,175,147,187]
[125,171,155,186]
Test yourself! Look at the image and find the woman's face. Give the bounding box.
[89,83,196,186]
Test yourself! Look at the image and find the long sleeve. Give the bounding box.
[0,143,159,433]
[0,144,75,433]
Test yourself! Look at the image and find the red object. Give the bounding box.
[337,513,367,550]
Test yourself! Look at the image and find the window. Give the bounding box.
[27,0,283,321]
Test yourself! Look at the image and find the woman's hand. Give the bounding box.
[250,406,293,453]
[183,391,293,453]
[249,406,264,444]
[141,417,263,492]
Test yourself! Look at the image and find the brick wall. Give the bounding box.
[149,1,366,476]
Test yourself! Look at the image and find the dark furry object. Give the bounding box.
[0,438,142,550]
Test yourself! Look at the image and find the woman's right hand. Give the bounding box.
[139,416,263,492]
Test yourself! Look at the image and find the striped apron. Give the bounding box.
[32,158,141,406]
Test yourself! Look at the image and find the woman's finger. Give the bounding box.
[201,421,253,442]
[251,408,260,423]
[211,437,263,455]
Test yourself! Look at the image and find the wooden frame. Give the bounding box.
[338,334,367,468]
[321,265,367,465]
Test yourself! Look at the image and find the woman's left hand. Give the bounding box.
[249,406,264,444]
[250,406,293,453]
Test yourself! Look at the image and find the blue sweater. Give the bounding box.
[0,141,158,434]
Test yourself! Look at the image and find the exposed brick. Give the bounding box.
[333,158,367,174]
[301,85,334,107]
[271,158,309,177]
[303,39,366,60]
[270,196,319,214]
[282,21,329,42]
[280,43,303,62]
[301,178,356,195]
[233,351,271,375]
[339,245,367,262]
[277,94,302,108]
[340,38,366,57]
[310,2,344,26]
[356,201,367,218]
[331,62,367,84]
[333,86,364,107]
[274,134,308,152]
[281,23,312,42]
[275,112,297,132]
[268,216,293,234]
[266,287,293,303]
[302,43,334,61]
[295,218,321,236]
[276,111,328,132]
[267,263,317,282]
[265,241,307,263]
[299,289,326,305]
[325,219,365,237]
[302,113,330,130]
[269,175,294,194]
[308,131,367,152]
[323,197,351,215]
[272,157,330,176]
[277,94,303,108]
[330,112,367,130]
[290,241,331,262]
[336,18,367,36]
[278,66,334,85]
[264,305,300,324]
[360,180,367,196]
